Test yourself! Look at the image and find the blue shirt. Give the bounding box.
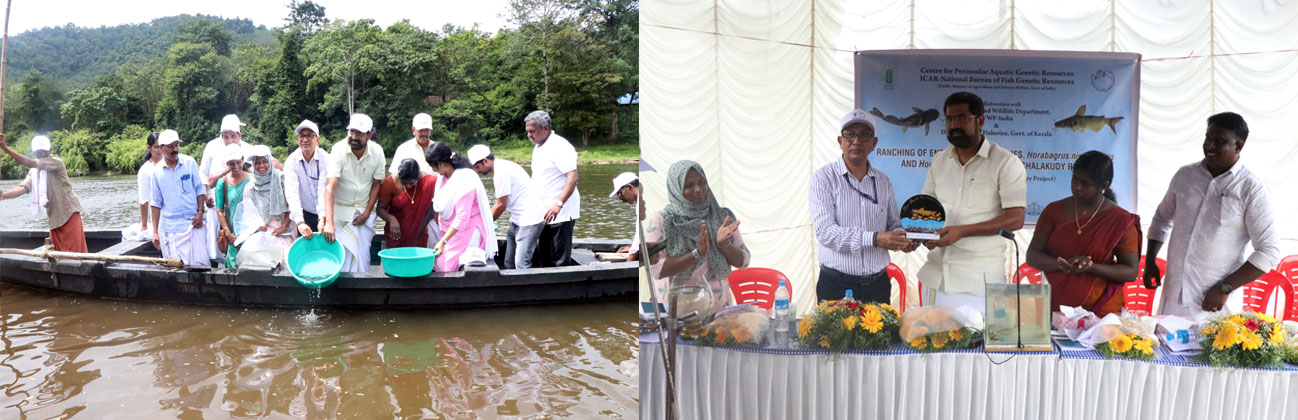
[151,155,206,233]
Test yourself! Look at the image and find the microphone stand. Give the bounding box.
[998,228,1022,349]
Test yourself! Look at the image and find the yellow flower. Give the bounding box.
[931,332,948,348]
[880,303,899,316]
[1272,324,1287,344]
[798,317,815,339]
[820,335,832,349]
[1228,315,1247,327]
[1257,313,1277,324]
[1133,338,1153,355]
[863,304,877,313]
[731,327,753,343]
[1213,324,1240,350]
[949,329,964,341]
[1200,325,1218,336]
[863,309,883,323]
[863,317,883,334]
[909,336,928,349]
[1110,335,1133,353]
[842,315,859,331]
[1241,330,1263,351]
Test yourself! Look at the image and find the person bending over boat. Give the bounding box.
[644,160,750,313]
[526,110,581,267]
[377,159,439,249]
[609,172,642,262]
[469,144,545,269]
[148,130,210,269]
[214,144,250,268]
[321,114,386,272]
[235,145,294,269]
[0,134,88,253]
[427,143,497,272]
[285,120,329,239]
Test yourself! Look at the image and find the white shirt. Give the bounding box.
[1148,160,1281,318]
[917,138,1027,293]
[810,157,901,276]
[137,160,160,205]
[327,140,386,210]
[283,147,330,224]
[199,137,250,194]
[492,159,545,226]
[531,132,581,224]
[388,138,435,176]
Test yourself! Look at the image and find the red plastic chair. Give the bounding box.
[886,263,907,312]
[727,267,790,310]
[1275,255,1298,285]
[1242,270,1296,321]
[1123,257,1166,316]
[1017,263,1043,285]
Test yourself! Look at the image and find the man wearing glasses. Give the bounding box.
[809,109,918,303]
[917,91,1027,313]
[285,120,330,238]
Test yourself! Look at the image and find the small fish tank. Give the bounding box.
[984,282,1053,352]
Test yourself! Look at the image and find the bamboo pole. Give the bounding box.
[0,247,184,268]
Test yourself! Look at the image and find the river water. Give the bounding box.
[0,164,640,418]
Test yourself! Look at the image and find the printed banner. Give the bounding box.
[855,49,1140,223]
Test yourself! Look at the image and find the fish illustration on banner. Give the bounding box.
[900,194,945,241]
[1054,105,1124,134]
[870,107,941,135]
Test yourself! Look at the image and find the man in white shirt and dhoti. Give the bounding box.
[1144,112,1281,318]
[388,113,438,176]
[149,130,211,269]
[321,114,386,272]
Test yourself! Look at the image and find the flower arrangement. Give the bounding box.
[796,299,901,352]
[693,306,769,347]
[1197,312,1287,368]
[900,306,982,352]
[1096,333,1155,361]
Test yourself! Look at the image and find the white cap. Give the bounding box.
[221,143,246,164]
[466,144,491,165]
[609,172,638,198]
[30,136,51,153]
[220,114,246,133]
[245,144,273,163]
[347,113,373,133]
[295,119,319,135]
[840,108,876,131]
[412,113,433,130]
[158,130,181,145]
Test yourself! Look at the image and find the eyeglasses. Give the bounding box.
[840,132,875,143]
[298,133,318,140]
[944,114,977,124]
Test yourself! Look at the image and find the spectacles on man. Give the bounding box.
[840,132,875,143]
[944,114,977,124]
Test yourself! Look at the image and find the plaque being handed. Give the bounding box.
[900,194,945,241]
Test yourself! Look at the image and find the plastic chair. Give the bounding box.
[1242,270,1296,321]
[1275,255,1298,285]
[727,267,790,310]
[1123,257,1166,316]
[886,263,907,312]
[1016,263,1043,285]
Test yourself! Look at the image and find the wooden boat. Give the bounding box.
[0,230,637,308]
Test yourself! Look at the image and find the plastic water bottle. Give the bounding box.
[774,281,790,332]
[843,289,856,302]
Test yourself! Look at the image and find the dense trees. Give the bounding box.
[0,0,638,179]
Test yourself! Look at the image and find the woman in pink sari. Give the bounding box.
[427,143,497,272]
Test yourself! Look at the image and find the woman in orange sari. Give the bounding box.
[1026,151,1140,317]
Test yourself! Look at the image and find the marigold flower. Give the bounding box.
[1110,335,1133,353]
[1133,338,1154,355]
[843,315,859,331]
[909,336,928,349]
[820,335,832,349]
[798,317,815,339]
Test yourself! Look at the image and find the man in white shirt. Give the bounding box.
[1144,112,1281,318]
[284,120,330,238]
[918,92,1028,313]
[388,113,437,176]
[322,113,386,272]
[198,114,251,263]
[525,110,581,267]
[469,144,545,269]
[609,172,643,262]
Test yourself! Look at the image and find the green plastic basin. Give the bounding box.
[287,236,345,288]
[378,247,437,278]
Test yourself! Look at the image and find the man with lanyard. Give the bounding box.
[918,92,1027,314]
[525,110,581,267]
[321,113,386,272]
[389,113,438,176]
[148,130,210,269]
[1144,112,1281,318]
[0,135,88,253]
[284,120,330,239]
[809,109,918,303]
[609,172,643,262]
[468,144,545,269]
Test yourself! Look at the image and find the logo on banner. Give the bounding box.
[1091,70,1115,92]
[884,68,895,90]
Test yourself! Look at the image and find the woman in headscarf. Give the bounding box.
[214,143,249,268]
[427,143,497,272]
[1025,151,1141,316]
[235,145,294,269]
[644,160,750,312]
[376,158,438,249]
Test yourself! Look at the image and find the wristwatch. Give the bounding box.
[691,249,701,260]
[554,200,565,207]
[1217,282,1236,294]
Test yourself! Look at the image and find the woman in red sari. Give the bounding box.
[376,159,438,248]
[1026,151,1141,316]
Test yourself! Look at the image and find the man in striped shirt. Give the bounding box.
[809,109,918,304]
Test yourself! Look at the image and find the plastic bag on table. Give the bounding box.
[1078,313,1156,348]
[694,303,770,347]
[1052,305,1101,340]
[900,306,983,351]
[235,230,291,270]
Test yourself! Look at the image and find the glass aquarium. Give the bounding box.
[984,283,1053,352]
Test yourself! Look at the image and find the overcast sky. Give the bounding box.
[5,0,514,35]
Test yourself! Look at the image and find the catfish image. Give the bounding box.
[869,107,940,135]
[1054,105,1124,134]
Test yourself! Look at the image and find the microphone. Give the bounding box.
[996,228,1015,240]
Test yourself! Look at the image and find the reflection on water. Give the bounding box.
[0,164,636,242]
[0,286,639,418]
